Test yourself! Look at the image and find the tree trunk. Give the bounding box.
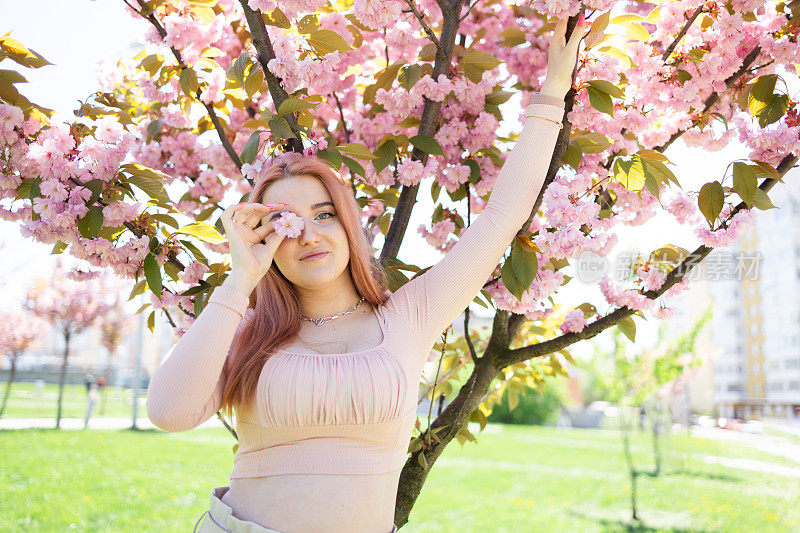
[651,405,662,476]
[0,353,18,418]
[55,329,71,429]
[620,409,639,521]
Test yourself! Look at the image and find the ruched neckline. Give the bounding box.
[275,302,388,357]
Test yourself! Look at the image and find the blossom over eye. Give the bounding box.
[272,211,304,238]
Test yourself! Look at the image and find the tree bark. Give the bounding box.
[55,328,71,429]
[0,352,18,418]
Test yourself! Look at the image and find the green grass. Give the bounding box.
[0,382,145,419]
[1,422,798,532]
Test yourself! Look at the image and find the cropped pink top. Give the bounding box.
[145,93,566,479]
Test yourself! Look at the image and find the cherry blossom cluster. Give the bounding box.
[1,0,797,331]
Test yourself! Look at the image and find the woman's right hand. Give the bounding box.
[219,201,289,294]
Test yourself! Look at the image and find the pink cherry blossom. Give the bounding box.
[272,211,305,238]
[560,309,587,333]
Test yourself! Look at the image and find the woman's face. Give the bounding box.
[259,174,351,290]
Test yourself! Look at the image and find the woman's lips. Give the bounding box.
[300,251,329,262]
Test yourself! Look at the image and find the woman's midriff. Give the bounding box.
[221,468,401,533]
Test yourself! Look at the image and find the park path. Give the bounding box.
[0,416,223,430]
[690,424,800,466]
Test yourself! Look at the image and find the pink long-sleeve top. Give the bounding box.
[146,92,566,479]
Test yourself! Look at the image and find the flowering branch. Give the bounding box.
[237,0,305,153]
[401,0,441,48]
[131,0,243,170]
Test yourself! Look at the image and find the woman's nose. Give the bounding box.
[298,217,320,243]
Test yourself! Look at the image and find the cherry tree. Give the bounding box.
[0,310,49,418]
[0,0,798,524]
[583,306,710,522]
[22,260,118,428]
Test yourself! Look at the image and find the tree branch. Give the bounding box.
[237,0,305,153]
[131,1,243,171]
[499,152,796,367]
[402,0,440,48]
[379,0,463,265]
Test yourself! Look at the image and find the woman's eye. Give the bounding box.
[318,211,335,220]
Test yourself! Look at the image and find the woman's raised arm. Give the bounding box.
[386,15,588,363]
[389,93,567,358]
[145,279,250,432]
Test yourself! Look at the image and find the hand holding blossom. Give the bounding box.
[540,13,592,100]
[271,211,305,238]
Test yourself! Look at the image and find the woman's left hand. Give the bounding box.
[541,14,591,99]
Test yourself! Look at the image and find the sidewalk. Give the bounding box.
[0,416,223,431]
[691,425,800,466]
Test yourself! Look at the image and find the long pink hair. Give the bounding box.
[219,152,391,420]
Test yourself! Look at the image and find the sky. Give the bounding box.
[2,1,795,355]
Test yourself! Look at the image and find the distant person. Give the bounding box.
[84,373,95,394]
[97,376,108,415]
[83,379,99,429]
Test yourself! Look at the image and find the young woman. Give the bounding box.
[146,16,588,533]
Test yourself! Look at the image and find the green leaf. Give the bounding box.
[230,52,249,86]
[417,451,427,469]
[262,7,291,29]
[563,141,583,170]
[0,69,27,83]
[617,316,636,342]
[340,154,365,178]
[752,188,777,210]
[586,85,614,117]
[372,138,397,173]
[461,49,501,71]
[698,181,724,223]
[499,27,527,47]
[484,89,513,106]
[50,241,68,254]
[572,132,612,154]
[398,64,423,91]
[126,173,171,205]
[179,66,199,97]
[144,252,162,297]
[499,236,538,301]
[296,14,319,34]
[586,79,625,98]
[363,61,406,104]
[129,278,147,301]
[335,142,376,160]
[146,117,163,142]
[77,205,104,238]
[732,162,757,208]
[277,97,317,117]
[408,134,444,156]
[171,222,226,244]
[149,213,180,229]
[464,158,480,184]
[243,66,264,97]
[748,74,777,114]
[756,94,789,128]
[307,29,352,55]
[317,146,343,170]
[240,130,261,165]
[643,174,660,199]
[612,157,645,191]
[268,115,295,140]
[178,239,209,266]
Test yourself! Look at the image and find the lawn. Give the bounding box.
[0,382,145,419]
[1,421,798,531]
